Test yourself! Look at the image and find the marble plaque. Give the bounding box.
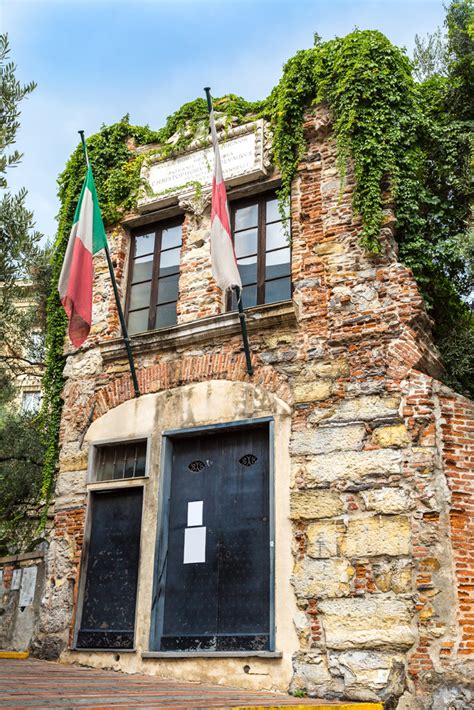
[139,120,267,209]
[19,566,37,607]
[11,568,22,590]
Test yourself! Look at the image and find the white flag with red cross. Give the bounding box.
[208,102,242,292]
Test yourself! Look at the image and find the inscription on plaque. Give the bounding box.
[139,120,267,209]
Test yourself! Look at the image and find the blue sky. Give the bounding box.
[4,0,446,241]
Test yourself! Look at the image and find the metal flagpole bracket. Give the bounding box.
[235,286,254,376]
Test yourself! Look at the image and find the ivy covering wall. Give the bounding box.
[41,19,473,511]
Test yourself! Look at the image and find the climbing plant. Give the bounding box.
[41,6,473,516]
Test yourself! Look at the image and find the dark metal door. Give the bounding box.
[157,425,270,651]
[76,487,143,649]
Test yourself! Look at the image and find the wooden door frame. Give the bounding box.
[149,417,275,653]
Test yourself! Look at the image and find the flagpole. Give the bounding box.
[204,89,254,376]
[78,131,141,398]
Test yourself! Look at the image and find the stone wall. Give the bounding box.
[0,551,45,652]
[34,107,473,708]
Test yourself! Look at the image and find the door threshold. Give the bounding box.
[142,650,283,658]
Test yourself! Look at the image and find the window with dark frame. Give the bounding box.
[229,192,291,310]
[93,440,147,482]
[126,220,182,335]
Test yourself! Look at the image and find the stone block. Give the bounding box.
[318,597,416,650]
[306,520,343,558]
[293,380,332,403]
[305,449,402,487]
[361,487,413,514]
[307,357,350,379]
[327,395,401,422]
[58,452,89,473]
[372,424,411,448]
[328,650,406,701]
[372,560,413,594]
[292,558,353,598]
[63,349,103,378]
[291,651,341,697]
[290,424,366,456]
[344,515,411,558]
[290,490,344,520]
[55,470,87,510]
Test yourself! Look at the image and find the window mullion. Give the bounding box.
[148,228,161,330]
[257,197,266,304]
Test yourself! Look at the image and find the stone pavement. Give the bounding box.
[0,659,382,710]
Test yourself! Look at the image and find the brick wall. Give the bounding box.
[439,391,474,657]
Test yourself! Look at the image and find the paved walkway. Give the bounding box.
[0,659,381,710]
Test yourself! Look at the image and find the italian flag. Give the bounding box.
[58,165,107,347]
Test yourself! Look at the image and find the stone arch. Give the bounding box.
[85,378,292,444]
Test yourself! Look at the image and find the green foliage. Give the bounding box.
[0,411,45,555]
[445,0,474,121]
[265,30,419,253]
[291,688,307,698]
[0,34,37,186]
[0,33,48,552]
[413,28,448,82]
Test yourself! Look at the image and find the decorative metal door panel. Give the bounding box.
[156,425,270,651]
[76,487,143,649]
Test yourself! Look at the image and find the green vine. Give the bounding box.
[265,30,419,253]
[41,22,473,517]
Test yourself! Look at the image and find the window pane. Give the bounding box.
[265,276,291,304]
[157,274,179,304]
[161,225,182,251]
[237,255,257,285]
[129,282,151,311]
[266,197,290,223]
[234,228,257,258]
[135,232,155,257]
[160,247,180,275]
[155,303,177,329]
[128,309,149,335]
[234,204,258,231]
[97,447,116,482]
[265,247,290,280]
[242,284,257,309]
[266,221,287,252]
[132,254,154,283]
[123,442,147,478]
[123,446,136,478]
[232,284,258,310]
[135,443,147,477]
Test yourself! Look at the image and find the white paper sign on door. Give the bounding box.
[187,501,203,527]
[183,527,206,564]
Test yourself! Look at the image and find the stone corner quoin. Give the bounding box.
[30,107,474,709]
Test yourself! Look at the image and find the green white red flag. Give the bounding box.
[58,165,107,347]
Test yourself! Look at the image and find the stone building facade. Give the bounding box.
[30,108,473,708]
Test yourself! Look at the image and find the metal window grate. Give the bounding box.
[94,440,147,482]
